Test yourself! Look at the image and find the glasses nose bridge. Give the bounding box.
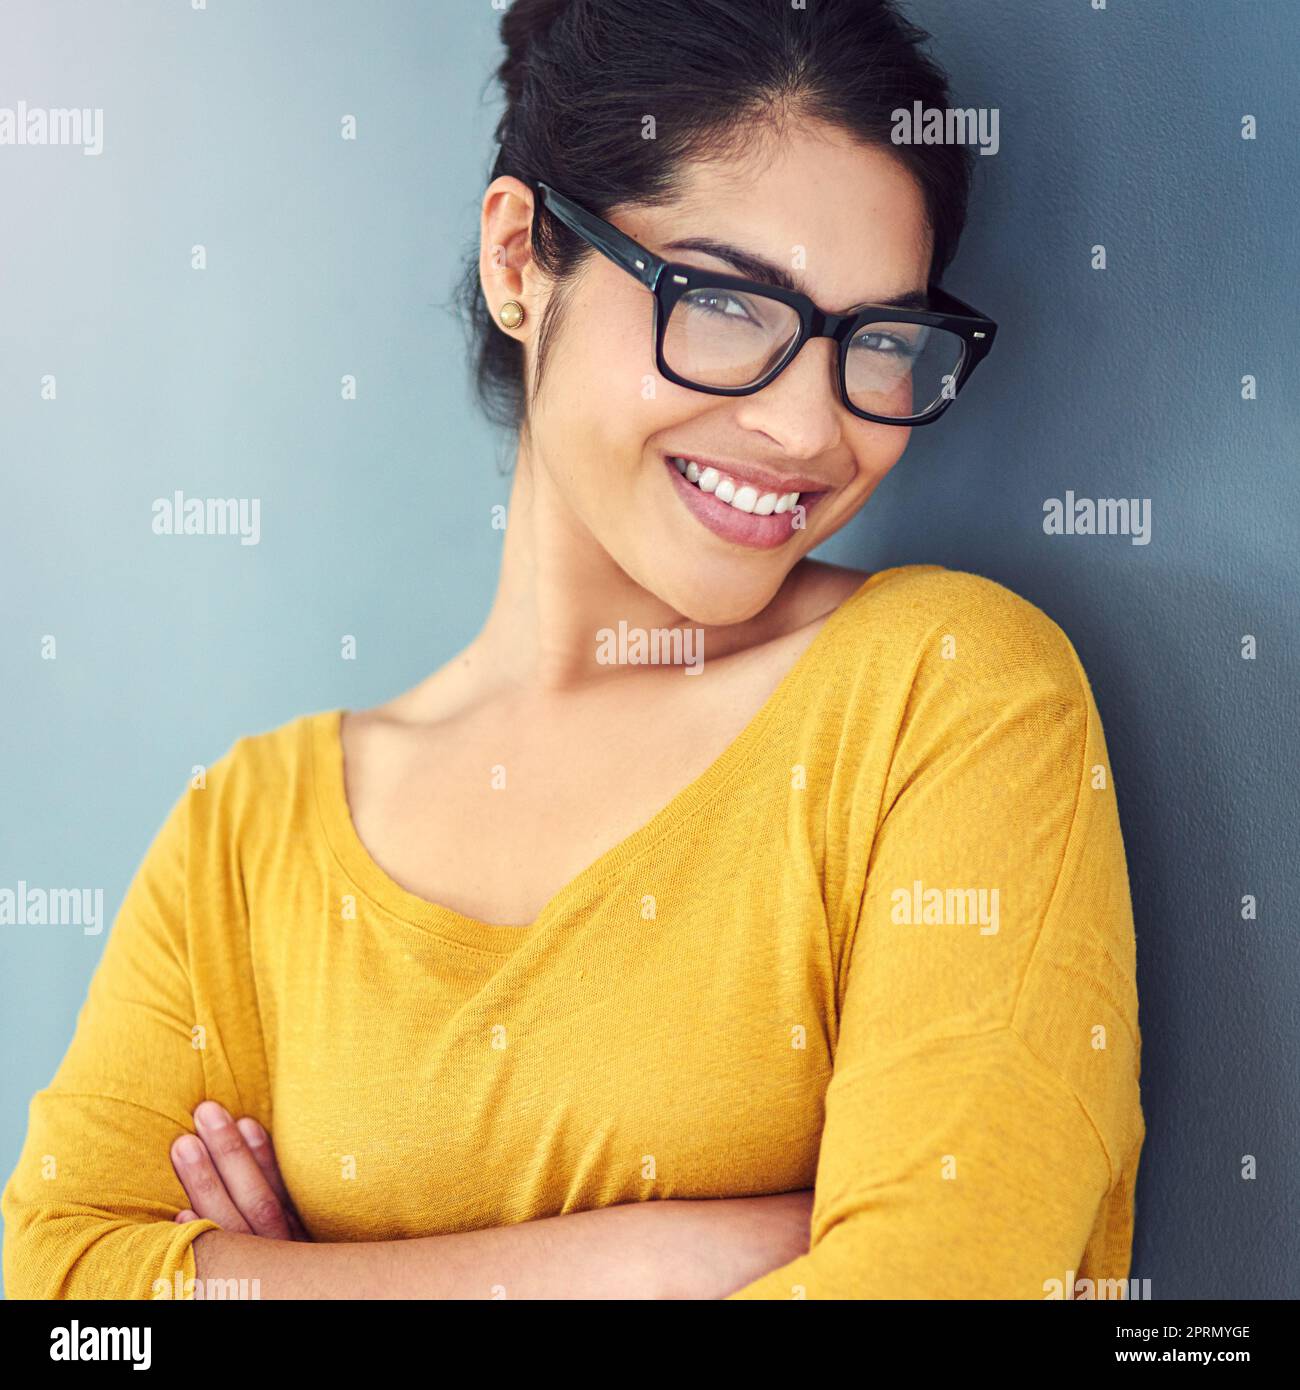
[777,303,852,389]
[805,304,855,346]
[774,307,846,400]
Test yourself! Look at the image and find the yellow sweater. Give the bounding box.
[2,565,1144,1300]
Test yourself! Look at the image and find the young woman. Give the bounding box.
[3,0,1143,1300]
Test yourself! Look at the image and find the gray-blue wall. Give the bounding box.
[2,0,1295,1299]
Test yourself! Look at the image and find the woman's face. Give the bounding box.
[499,122,933,626]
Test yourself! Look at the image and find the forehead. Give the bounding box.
[629,125,932,306]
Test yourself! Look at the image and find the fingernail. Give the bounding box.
[236,1118,265,1148]
[194,1101,230,1129]
[175,1136,203,1164]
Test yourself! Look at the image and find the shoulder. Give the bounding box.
[828,563,1092,707]
[110,710,334,955]
[186,708,335,832]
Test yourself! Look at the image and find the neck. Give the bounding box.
[469,438,687,693]
[466,435,791,697]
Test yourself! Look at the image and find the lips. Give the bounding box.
[669,456,801,515]
[663,454,829,551]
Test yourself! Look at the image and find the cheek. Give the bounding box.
[542,294,704,493]
[531,305,664,515]
[553,282,658,413]
[852,424,912,488]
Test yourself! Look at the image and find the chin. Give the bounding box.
[648,564,790,630]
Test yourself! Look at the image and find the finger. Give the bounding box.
[235,1117,310,1239]
[192,1102,294,1240]
[170,1132,254,1235]
[174,1209,199,1223]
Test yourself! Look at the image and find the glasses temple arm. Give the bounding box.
[928,285,990,322]
[535,182,663,291]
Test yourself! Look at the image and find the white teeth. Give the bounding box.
[670,457,801,514]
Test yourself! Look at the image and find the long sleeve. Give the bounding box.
[2,785,222,1298]
[728,589,1144,1299]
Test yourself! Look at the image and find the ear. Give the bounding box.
[480,176,540,326]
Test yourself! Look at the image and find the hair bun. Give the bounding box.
[499,0,574,106]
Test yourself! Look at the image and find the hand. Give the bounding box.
[170,1101,310,1241]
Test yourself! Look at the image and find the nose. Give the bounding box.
[731,334,843,456]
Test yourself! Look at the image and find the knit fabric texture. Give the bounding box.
[3,564,1144,1299]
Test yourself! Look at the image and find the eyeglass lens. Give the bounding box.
[663,286,967,420]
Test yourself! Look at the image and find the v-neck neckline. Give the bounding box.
[310,568,901,954]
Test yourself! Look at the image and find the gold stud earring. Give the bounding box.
[499,300,525,329]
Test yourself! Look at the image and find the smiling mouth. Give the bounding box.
[666,455,826,515]
[663,453,832,551]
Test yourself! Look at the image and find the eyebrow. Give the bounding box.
[660,236,930,313]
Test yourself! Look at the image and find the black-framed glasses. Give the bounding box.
[533,180,997,427]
